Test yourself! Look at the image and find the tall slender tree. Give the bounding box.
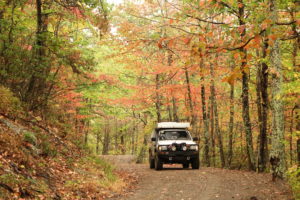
[269,0,286,180]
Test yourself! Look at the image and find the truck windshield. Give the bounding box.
[158,130,191,140]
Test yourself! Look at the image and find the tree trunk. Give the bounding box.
[289,109,294,165]
[167,49,178,123]
[209,90,216,167]
[102,120,110,155]
[297,139,300,167]
[269,0,285,180]
[172,95,179,122]
[227,76,235,168]
[26,0,50,110]
[131,123,135,155]
[96,131,100,154]
[120,134,126,155]
[291,2,300,167]
[210,62,225,168]
[167,98,173,121]
[256,60,263,171]
[114,119,118,152]
[238,0,255,170]
[155,74,162,122]
[184,67,195,126]
[84,120,89,145]
[256,35,269,172]
[200,58,210,166]
[295,105,300,167]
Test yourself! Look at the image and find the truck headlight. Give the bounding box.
[182,145,187,151]
[158,145,168,151]
[189,145,198,151]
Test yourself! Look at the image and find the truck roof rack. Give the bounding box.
[157,122,190,129]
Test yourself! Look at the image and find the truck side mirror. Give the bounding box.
[193,137,199,141]
[151,137,156,142]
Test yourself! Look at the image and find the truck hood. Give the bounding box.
[157,140,197,146]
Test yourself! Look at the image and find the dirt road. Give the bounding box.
[110,164,293,200]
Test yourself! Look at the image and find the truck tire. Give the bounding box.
[191,158,199,169]
[155,156,163,170]
[149,157,155,169]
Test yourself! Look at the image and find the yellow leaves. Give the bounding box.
[35,116,42,121]
[243,65,250,74]
[222,74,236,85]
[222,67,243,86]
[191,45,200,56]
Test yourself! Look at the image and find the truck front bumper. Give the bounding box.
[157,151,199,163]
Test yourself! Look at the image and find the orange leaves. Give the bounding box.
[157,37,178,49]
[69,7,84,18]
[254,35,261,44]
[157,36,192,50]
[22,44,32,51]
[199,0,206,7]
[234,52,240,60]
[168,39,174,48]
[183,37,192,45]
[68,50,81,61]
[261,19,272,30]
[238,25,246,34]
[98,74,117,85]
[268,34,277,41]
[238,2,244,8]
[157,37,165,49]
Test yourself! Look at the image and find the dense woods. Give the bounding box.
[0,0,299,199]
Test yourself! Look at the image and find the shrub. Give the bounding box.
[0,86,22,117]
[23,131,37,146]
[287,166,300,199]
[37,133,58,157]
[86,156,116,182]
[40,140,58,157]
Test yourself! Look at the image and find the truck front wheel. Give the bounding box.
[149,157,155,169]
[155,156,163,170]
[191,157,199,169]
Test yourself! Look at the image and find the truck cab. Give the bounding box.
[149,122,199,170]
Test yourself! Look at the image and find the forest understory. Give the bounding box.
[0,115,138,199]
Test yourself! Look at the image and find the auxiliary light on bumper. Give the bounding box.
[158,145,168,151]
[189,145,198,151]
